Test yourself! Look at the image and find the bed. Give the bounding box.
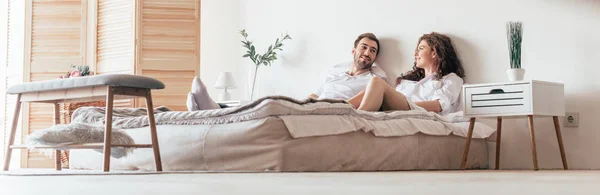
[60,96,494,171]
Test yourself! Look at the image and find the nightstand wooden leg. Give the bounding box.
[461,118,476,170]
[527,115,539,171]
[495,117,502,170]
[553,116,568,170]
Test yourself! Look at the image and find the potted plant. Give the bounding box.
[240,29,291,100]
[506,21,525,81]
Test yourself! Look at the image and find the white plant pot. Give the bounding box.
[506,68,525,81]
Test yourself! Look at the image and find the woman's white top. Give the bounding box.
[395,73,464,115]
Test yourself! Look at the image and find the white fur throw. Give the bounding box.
[27,123,134,158]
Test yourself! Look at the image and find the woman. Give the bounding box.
[348,32,465,115]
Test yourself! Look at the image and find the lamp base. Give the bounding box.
[218,90,231,101]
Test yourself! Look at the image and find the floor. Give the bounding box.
[1,170,599,195]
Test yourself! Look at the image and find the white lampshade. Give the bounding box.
[214,72,237,89]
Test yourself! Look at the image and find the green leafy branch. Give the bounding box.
[240,29,292,100]
[240,29,292,67]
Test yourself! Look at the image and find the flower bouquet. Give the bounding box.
[59,65,93,79]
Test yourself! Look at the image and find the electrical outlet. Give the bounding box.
[564,112,579,127]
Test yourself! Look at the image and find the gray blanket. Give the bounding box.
[70,96,351,129]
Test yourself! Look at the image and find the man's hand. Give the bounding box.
[308,93,319,99]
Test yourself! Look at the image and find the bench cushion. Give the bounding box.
[7,74,165,94]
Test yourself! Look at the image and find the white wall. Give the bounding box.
[0,0,8,162]
[200,0,248,100]
[1,0,25,168]
[201,0,600,169]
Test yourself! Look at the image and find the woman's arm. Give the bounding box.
[415,100,442,113]
[424,74,463,113]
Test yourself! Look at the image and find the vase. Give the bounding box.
[506,68,525,81]
[248,65,260,101]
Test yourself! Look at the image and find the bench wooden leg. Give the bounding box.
[461,118,476,170]
[553,116,568,170]
[3,94,22,171]
[53,103,62,171]
[102,87,115,172]
[528,115,539,171]
[55,151,62,171]
[146,89,163,172]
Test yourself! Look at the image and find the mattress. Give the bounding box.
[69,117,489,171]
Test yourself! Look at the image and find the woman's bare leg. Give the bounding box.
[357,77,411,111]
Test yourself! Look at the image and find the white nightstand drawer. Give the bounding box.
[471,98,525,107]
[467,83,529,109]
[464,83,532,116]
[467,84,524,96]
[472,92,523,101]
[463,80,565,117]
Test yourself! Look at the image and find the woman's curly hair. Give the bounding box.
[396,32,465,84]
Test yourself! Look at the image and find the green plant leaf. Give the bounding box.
[241,30,291,68]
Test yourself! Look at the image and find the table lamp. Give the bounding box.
[215,72,237,101]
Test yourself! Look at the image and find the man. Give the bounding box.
[309,32,388,100]
[187,33,387,111]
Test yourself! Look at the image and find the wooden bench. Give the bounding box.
[3,74,165,172]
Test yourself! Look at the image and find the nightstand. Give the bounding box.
[217,100,250,107]
[460,80,568,171]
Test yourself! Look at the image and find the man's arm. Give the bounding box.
[310,81,326,99]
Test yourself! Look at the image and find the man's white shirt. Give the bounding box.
[314,62,387,100]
